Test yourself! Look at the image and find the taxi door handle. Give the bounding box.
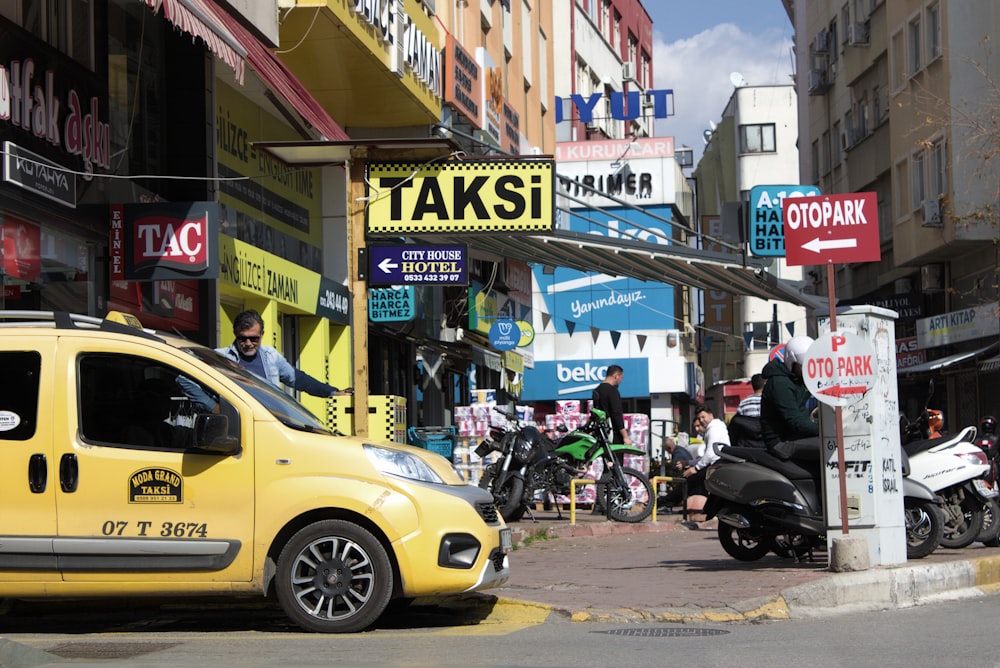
[28,454,47,493]
[59,453,79,493]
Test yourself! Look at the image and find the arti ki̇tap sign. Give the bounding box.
[782,192,881,266]
[802,331,876,407]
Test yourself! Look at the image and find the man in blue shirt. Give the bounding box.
[217,310,350,398]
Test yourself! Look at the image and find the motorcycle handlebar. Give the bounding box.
[492,406,517,421]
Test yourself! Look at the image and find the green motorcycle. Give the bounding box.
[478,406,654,523]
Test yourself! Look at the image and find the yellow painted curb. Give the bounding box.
[972,555,1000,587]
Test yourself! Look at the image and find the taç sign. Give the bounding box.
[112,202,219,281]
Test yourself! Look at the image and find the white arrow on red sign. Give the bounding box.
[802,237,857,254]
[783,192,881,266]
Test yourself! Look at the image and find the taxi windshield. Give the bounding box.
[183,347,331,434]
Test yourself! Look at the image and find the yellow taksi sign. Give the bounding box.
[366,160,555,234]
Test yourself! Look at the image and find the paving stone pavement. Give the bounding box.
[475,506,1000,622]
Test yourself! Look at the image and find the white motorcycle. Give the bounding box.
[903,420,999,549]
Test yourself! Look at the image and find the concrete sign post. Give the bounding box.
[817,307,906,567]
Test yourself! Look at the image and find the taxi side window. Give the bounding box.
[78,353,233,451]
[0,351,41,441]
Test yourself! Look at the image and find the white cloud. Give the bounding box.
[653,23,794,161]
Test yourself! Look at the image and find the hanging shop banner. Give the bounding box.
[366,160,555,234]
[368,286,415,322]
[219,234,350,322]
[3,142,77,208]
[112,202,219,281]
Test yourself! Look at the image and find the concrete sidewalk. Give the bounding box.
[469,507,1000,623]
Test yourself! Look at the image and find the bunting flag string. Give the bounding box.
[743,332,754,350]
[637,334,647,352]
[704,335,714,352]
[610,331,622,348]
[590,327,600,343]
[541,312,552,331]
[786,322,795,337]
[565,320,576,336]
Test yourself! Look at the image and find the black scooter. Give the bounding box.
[704,439,944,561]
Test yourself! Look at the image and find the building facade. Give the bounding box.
[694,84,810,394]
[790,0,1000,425]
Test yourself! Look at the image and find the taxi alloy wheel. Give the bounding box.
[276,519,393,633]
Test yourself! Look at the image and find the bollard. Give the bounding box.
[569,479,596,524]
[650,475,687,522]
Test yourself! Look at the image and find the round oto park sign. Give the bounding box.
[801,331,877,407]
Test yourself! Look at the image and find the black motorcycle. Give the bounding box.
[477,407,653,523]
[704,438,944,561]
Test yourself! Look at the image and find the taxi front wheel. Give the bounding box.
[275,519,393,633]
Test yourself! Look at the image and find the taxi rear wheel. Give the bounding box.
[276,520,393,633]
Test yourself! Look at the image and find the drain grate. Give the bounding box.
[597,627,730,637]
[48,642,179,659]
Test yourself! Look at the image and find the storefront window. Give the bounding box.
[1,217,95,312]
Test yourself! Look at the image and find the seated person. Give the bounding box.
[760,336,819,455]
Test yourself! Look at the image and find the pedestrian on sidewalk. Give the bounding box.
[683,404,730,496]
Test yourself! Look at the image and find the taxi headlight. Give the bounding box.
[364,444,444,484]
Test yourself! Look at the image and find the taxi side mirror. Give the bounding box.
[194,413,240,455]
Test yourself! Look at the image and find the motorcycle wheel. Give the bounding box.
[977,498,1000,546]
[940,493,985,549]
[595,466,654,523]
[717,524,771,561]
[904,498,944,559]
[479,466,526,523]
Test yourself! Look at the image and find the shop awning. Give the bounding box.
[144,0,245,83]
[406,228,825,309]
[901,341,999,374]
[252,139,825,308]
[144,0,349,141]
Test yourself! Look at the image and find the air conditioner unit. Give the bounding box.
[813,30,830,53]
[622,61,636,82]
[807,69,829,94]
[922,198,942,226]
[847,21,870,45]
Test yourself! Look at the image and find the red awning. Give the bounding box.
[144,0,245,84]
[144,0,349,141]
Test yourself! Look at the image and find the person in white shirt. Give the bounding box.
[682,404,731,495]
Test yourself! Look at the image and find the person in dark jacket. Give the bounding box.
[760,335,819,448]
[592,364,632,446]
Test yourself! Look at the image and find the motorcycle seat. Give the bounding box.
[722,446,819,482]
[902,434,953,457]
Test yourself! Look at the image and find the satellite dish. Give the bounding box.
[730,71,749,87]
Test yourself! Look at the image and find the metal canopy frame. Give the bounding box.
[253,139,823,308]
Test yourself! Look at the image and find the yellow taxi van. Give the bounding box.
[0,311,510,633]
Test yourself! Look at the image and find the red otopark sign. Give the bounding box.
[782,192,881,266]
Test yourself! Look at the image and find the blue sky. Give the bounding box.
[643,1,794,160]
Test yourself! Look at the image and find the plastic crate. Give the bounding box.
[407,426,456,459]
